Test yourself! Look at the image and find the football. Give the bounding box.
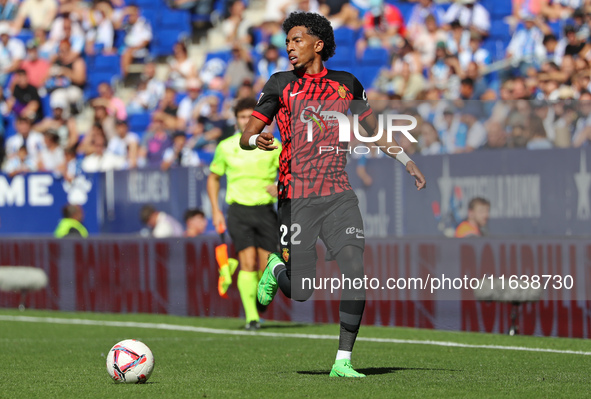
[106,339,155,384]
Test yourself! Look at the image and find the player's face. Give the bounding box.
[286,26,322,70]
[236,109,253,133]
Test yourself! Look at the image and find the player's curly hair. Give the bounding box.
[282,12,336,62]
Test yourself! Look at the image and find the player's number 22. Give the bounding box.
[280,223,302,245]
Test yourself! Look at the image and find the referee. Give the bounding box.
[207,97,281,330]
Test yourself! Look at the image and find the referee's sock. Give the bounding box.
[237,271,259,323]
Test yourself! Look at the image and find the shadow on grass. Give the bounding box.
[298,367,462,376]
[259,323,313,330]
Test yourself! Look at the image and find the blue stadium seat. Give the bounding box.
[205,50,232,64]
[15,29,33,46]
[159,8,191,31]
[334,27,356,46]
[360,47,389,67]
[488,0,512,18]
[128,112,151,134]
[354,65,383,89]
[41,95,51,118]
[85,72,115,100]
[490,20,511,42]
[91,54,121,73]
[4,113,15,139]
[151,29,184,57]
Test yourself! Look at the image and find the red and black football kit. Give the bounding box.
[252,68,372,294]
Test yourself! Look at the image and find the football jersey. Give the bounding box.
[253,68,372,199]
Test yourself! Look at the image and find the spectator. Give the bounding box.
[443,0,491,36]
[407,0,445,38]
[161,131,200,170]
[80,123,125,172]
[542,34,561,66]
[54,204,88,238]
[49,14,86,56]
[419,122,442,155]
[3,144,36,176]
[455,197,490,237]
[7,68,42,122]
[526,114,553,149]
[177,78,202,131]
[414,14,447,66]
[47,40,86,116]
[20,42,51,89]
[38,130,64,171]
[0,22,25,87]
[84,2,115,55]
[33,99,78,148]
[167,41,196,92]
[184,208,207,237]
[32,28,55,60]
[92,103,116,140]
[128,62,165,114]
[139,204,184,238]
[12,0,58,33]
[5,116,45,163]
[357,0,406,57]
[59,145,81,182]
[152,86,180,130]
[459,32,491,71]
[92,82,127,121]
[222,0,253,45]
[190,95,226,151]
[139,116,172,167]
[106,119,139,168]
[225,43,255,94]
[459,103,486,151]
[506,14,545,73]
[256,44,289,82]
[0,0,17,23]
[118,5,153,79]
[482,121,509,149]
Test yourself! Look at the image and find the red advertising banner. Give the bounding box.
[1,237,589,338]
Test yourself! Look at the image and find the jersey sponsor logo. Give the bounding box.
[338,85,347,99]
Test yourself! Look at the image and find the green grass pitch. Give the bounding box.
[1,309,590,398]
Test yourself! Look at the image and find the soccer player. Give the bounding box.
[207,97,281,330]
[239,12,426,377]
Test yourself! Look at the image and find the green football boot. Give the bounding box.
[257,253,282,306]
[329,359,366,378]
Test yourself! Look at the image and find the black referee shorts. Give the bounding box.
[226,203,279,253]
[278,190,365,272]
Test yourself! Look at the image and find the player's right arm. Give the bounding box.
[239,117,277,151]
[240,74,281,151]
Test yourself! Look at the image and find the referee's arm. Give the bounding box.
[239,117,278,151]
[207,171,226,232]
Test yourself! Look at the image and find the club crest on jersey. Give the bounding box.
[338,85,347,99]
[282,248,289,262]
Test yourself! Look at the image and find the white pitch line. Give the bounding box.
[1,315,591,357]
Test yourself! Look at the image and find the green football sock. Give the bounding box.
[237,271,259,323]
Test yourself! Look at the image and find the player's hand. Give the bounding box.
[265,184,278,197]
[213,210,226,233]
[406,161,426,190]
[257,132,278,151]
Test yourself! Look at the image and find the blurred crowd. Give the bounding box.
[2,0,591,179]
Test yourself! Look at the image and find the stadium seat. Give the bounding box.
[490,20,511,42]
[151,29,185,57]
[354,65,383,89]
[334,27,356,46]
[91,55,121,73]
[205,50,233,64]
[15,29,33,46]
[159,8,191,32]
[85,72,116,100]
[360,47,389,67]
[128,112,151,134]
[41,95,51,118]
